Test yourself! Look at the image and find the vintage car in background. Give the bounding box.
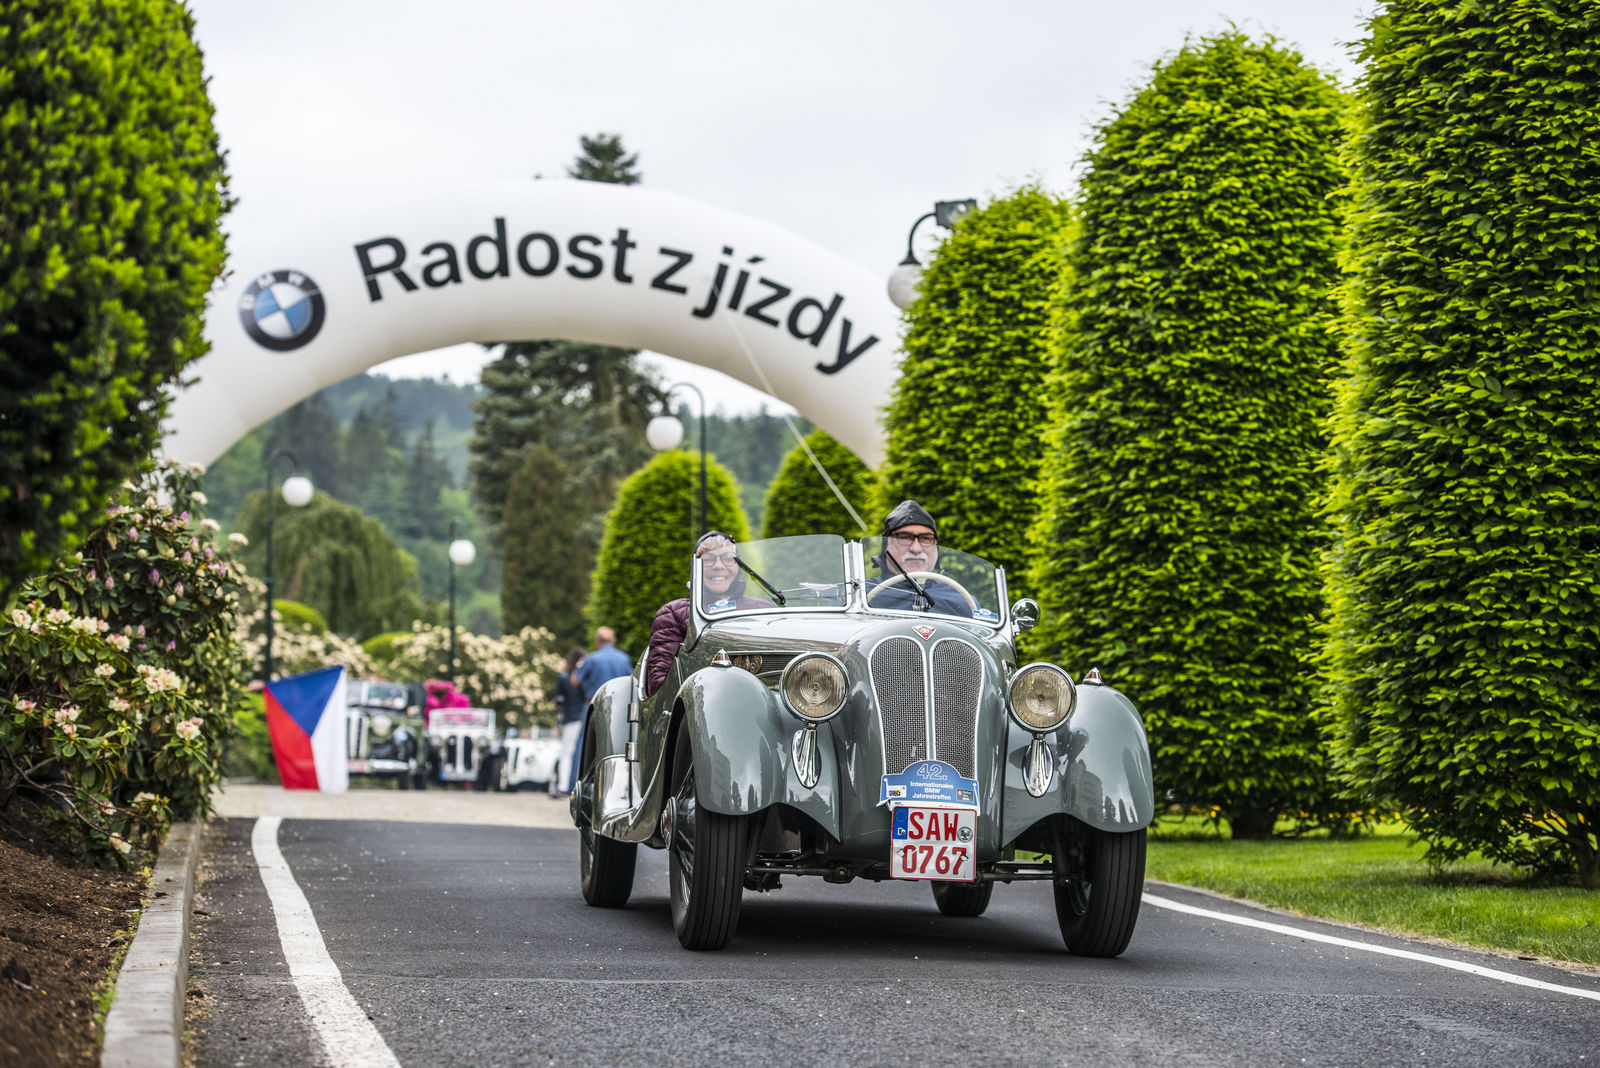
[500,727,563,792]
[345,679,427,789]
[425,706,500,788]
[572,533,1154,954]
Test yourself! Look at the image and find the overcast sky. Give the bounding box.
[187,0,1377,414]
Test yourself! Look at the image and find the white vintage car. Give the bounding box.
[425,706,498,788]
[499,729,563,792]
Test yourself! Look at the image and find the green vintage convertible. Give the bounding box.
[571,534,1154,953]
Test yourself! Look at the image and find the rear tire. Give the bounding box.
[931,879,993,917]
[1054,824,1146,957]
[577,720,635,908]
[668,728,750,950]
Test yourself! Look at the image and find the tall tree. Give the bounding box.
[500,444,589,646]
[1325,0,1600,887]
[0,0,228,605]
[1028,33,1348,838]
[567,133,641,184]
[873,187,1073,579]
[471,133,662,629]
[264,394,345,503]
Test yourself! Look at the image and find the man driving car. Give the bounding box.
[865,500,972,615]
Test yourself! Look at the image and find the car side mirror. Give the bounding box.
[1010,598,1040,633]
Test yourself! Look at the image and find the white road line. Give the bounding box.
[1142,891,1600,1003]
[252,816,402,1067]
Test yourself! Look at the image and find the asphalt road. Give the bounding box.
[188,813,1600,1067]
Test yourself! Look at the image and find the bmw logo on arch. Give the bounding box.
[238,269,326,351]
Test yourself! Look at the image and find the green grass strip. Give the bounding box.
[1147,818,1600,967]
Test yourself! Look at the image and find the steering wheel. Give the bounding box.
[866,571,979,612]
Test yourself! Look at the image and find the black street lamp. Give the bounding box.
[646,381,708,536]
[262,448,313,683]
[446,518,477,682]
[887,198,979,310]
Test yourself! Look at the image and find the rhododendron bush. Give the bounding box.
[0,463,248,863]
[381,622,563,729]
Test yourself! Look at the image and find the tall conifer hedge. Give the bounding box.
[874,188,1072,577]
[586,451,748,657]
[501,445,591,647]
[1325,0,1600,886]
[760,430,872,540]
[1028,33,1348,836]
[0,0,229,604]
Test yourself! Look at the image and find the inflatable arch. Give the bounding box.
[162,181,902,469]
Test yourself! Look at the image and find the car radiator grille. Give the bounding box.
[870,637,982,779]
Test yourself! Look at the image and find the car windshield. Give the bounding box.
[690,534,1006,626]
[694,534,849,615]
[860,536,1005,625]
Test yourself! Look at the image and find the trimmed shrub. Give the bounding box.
[586,451,749,657]
[273,599,327,635]
[0,0,229,604]
[1324,0,1600,887]
[1028,32,1349,836]
[873,187,1073,577]
[760,430,873,540]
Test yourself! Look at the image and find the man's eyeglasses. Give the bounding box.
[888,532,937,547]
[702,553,739,566]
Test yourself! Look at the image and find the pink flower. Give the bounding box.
[148,568,162,586]
[105,576,115,590]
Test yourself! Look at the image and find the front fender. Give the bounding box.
[1001,682,1154,842]
[675,665,841,839]
[584,675,633,763]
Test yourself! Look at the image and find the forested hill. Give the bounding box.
[198,372,814,607]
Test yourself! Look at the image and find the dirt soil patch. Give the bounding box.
[0,798,145,1067]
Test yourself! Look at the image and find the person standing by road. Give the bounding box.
[568,627,631,797]
[551,647,586,798]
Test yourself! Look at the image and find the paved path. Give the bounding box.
[212,781,575,828]
[186,817,1600,1066]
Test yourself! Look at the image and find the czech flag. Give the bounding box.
[265,665,349,792]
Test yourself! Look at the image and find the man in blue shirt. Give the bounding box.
[864,500,971,616]
[575,626,632,703]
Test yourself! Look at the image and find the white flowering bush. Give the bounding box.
[231,575,376,680]
[382,622,563,729]
[0,463,248,864]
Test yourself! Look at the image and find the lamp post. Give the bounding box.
[262,449,313,683]
[446,518,477,683]
[646,381,708,536]
[887,198,979,310]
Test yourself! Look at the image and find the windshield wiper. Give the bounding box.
[736,559,786,606]
[880,545,931,611]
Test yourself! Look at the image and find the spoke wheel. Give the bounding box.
[931,879,993,917]
[667,727,750,950]
[1053,824,1146,957]
[577,718,635,908]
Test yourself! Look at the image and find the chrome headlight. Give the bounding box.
[780,654,848,722]
[1008,663,1076,732]
[369,714,394,739]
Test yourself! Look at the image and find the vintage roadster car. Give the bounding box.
[345,679,427,789]
[571,534,1154,954]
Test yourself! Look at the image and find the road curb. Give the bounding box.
[100,820,201,1068]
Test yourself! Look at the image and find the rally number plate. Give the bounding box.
[889,804,977,882]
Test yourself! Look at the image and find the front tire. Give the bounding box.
[931,879,993,917]
[667,728,750,950]
[1053,823,1146,957]
[577,720,635,908]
